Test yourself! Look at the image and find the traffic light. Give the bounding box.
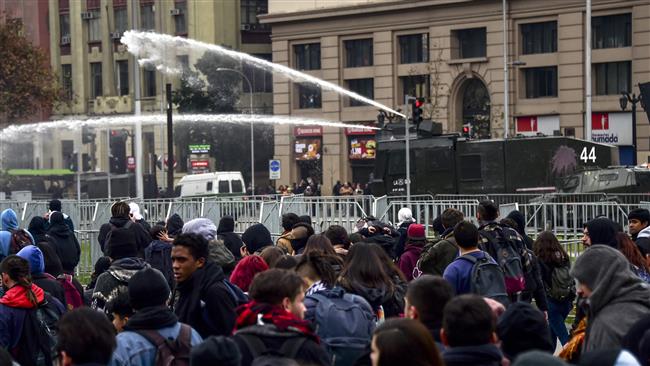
[82,126,96,144]
[462,123,472,138]
[411,98,424,125]
[82,153,92,172]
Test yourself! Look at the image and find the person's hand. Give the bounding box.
[334,247,348,256]
[158,231,173,243]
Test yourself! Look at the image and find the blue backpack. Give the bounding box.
[305,287,375,366]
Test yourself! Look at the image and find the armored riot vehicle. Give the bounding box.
[370,124,620,196]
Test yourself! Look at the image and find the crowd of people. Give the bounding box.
[0,199,649,365]
[255,177,371,197]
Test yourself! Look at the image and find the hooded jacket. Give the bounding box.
[242,224,272,254]
[0,209,34,257]
[506,210,533,249]
[46,212,81,273]
[398,240,424,281]
[183,218,218,242]
[217,216,243,260]
[585,218,618,248]
[571,245,650,352]
[172,261,237,338]
[17,245,66,307]
[0,283,45,349]
[98,216,152,256]
[91,257,149,314]
[27,217,48,245]
[166,214,184,237]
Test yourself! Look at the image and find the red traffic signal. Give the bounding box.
[463,126,470,133]
[414,98,425,108]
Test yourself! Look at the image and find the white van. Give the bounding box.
[177,171,246,197]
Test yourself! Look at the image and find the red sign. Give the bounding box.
[127,156,135,170]
[349,137,376,160]
[294,126,323,137]
[592,112,610,130]
[191,160,209,168]
[345,126,376,136]
[516,116,538,132]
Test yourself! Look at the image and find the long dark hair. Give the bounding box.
[369,243,407,282]
[338,242,394,292]
[373,318,443,366]
[303,234,337,257]
[0,255,38,306]
[616,232,650,272]
[533,231,569,265]
[296,253,338,287]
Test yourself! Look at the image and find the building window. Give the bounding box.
[344,39,373,68]
[521,21,557,54]
[114,7,128,35]
[62,64,73,100]
[347,78,374,107]
[173,2,187,35]
[90,62,102,98]
[594,61,631,95]
[293,43,320,70]
[524,67,557,98]
[116,60,129,96]
[297,84,321,109]
[59,13,70,39]
[592,13,631,49]
[398,34,428,64]
[87,10,101,42]
[241,0,267,25]
[452,28,486,59]
[143,66,156,97]
[141,4,155,31]
[400,75,430,100]
[243,54,273,93]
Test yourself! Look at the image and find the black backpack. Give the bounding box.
[479,224,527,296]
[12,295,65,366]
[135,323,192,366]
[236,326,307,364]
[459,253,509,306]
[547,262,576,301]
[415,238,458,278]
[145,242,174,288]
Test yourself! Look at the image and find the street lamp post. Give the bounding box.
[620,91,643,166]
[216,68,255,194]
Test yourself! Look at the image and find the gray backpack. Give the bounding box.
[460,253,509,306]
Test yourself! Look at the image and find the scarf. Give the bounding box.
[123,305,178,331]
[234,300,319,343]
[559,317,587,363]
[305,281,328,296]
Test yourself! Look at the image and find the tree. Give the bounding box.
[0,17,63,126]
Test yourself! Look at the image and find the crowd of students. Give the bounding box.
[0,199,649,365]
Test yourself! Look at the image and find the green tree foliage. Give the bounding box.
[0,17,63,125]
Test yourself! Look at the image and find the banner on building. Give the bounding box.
[294,126,323,137]
[349,137,377,160]
[516,115,560,136]
[591,112,632,146]
[295,138,321,160]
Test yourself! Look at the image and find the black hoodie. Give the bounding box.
[172,261,237,338]
[91,257,149,313]
[28,216,48,244]
[47,212,81,273]
[217,216,243,260]
[167,213,185,237]
[585,217,618,248]
[98,216,152,256]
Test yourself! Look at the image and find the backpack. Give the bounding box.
[13,295,65,366]
[237,328,307,364]
[223,279,249,306]
[145,241,174,288]
[459,253,509,306]
[10,229,33,255]
[57,274,84,309]
[479,225,526,295]
[547,263,576,301]
[135,323,192,366]
[415,238,458,278]
[307,288,375,366]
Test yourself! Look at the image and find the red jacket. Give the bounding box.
[399,242,424,281]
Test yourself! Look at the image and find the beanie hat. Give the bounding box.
[242,224,272,254]
[407,224,426,240]
[49,199,62,212]
[128,202,143,221]
[106,227,138,259]
[128,267,170,310]
[17,245,45,275]
[190,336,242,366]
[496,302,554,359]
[183,218,218,242]
[49,211,65,225]
[628,208,650,224]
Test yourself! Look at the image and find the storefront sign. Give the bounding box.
[190,160,209,168]
[345,126,376,135]
[294,126,323,137]
[188,144,211,154]
[591,112,632,146]
[349,137,377,160]
[516,115,560,136]
[295,138,321,160]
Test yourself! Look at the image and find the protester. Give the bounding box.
[47,199,75,232]
[399,224,427,281]
[128,202,151,233]
[230,255,269,293]
[417,208,463,277]
[582,217,618,248]
[46,211,80,275]
[533,231,575,346]
[615,232,650,282]
[232,269,330,366]
[571,245,650,351]
[303,234,338,257]
[144,225,174,289]
[0,208,35,258]
[277,213,299,255]
[290,222,315,255]
[394,207,415,259]
[110,268,203,366]
[497,302,554,361]
[441,294,504,366]
[628,208,650,259]
[259,246,285,268]
[506,210,532,249]
[171,233,236,337]
[17,245,66,307]
[275,255,298,270]
[166,213,185,238]
[217,215,244,260]
[404,275,455,347]
[106,287,133,333]
[57,308,116,366]
[371,318,443,366]
[86,256,112,295]
[241,223,273,256]
[27,216,49,245]
[98,201,152,255]
[92,227,148,314]
[190,336,242,366]
[183,218,236,275]
[369,244,407,318]
[324,224,351,256]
